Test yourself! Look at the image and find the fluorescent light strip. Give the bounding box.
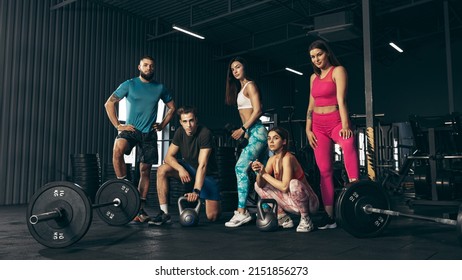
[389,42,403,53]
[172,25,205,40]
[285,67,303,76]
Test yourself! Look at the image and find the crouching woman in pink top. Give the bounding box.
[251,127,319,232]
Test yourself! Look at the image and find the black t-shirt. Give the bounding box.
[172,125,218,175]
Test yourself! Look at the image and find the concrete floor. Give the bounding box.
[1,196,462,280]
[1,200,462,260]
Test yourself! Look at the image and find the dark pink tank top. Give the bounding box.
[272,157,305,181]
[311,66,338,107]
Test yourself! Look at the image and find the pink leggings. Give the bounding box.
[312,111,359,206]
[254,179,319,217]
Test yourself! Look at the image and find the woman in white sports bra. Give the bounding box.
[224,57,268,228]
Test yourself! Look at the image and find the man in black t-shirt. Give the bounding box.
[150,106,221,225]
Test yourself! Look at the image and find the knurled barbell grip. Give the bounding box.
[363,205,457,226]
[29,208,62,225]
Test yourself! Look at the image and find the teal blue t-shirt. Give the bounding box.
[113,77,173,133]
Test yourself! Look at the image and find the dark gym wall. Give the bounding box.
[0,0,151,205]
[0,0,235,205]
[342,39,462,123]
[0,0,292,205]
[1,0,460,206]
[290,39,462,124]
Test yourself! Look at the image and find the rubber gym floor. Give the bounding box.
[1,194,461,260]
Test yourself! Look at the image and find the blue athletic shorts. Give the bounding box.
[178,160,221,201]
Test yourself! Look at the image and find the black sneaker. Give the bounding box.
[317,214,337,230]
[133,208,150,223]
[148,210,172,226]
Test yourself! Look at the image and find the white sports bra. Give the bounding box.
[237,81,253,110]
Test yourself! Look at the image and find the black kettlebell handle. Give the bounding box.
[257,199,278,220]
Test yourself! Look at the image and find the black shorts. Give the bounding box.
[116,129,158,164]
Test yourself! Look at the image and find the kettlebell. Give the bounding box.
[256,199,279,232]
[178,196,201,227]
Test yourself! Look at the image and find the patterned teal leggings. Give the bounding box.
[235,122,268,209]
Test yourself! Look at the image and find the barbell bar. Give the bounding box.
[29,208,63,224]
[29,199,121,225]
[27,179,140,248]
[363,205,457,226]
[336,180,462,245]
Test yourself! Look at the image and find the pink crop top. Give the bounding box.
[272,157,305,181]
[311,66,338,107]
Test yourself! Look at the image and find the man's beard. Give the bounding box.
[140,71,154,81]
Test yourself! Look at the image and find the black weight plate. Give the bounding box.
[72,170,101,177]
[335,187,347,227]
[457,204,462,246]
[73,175,100,181]
[215,157,237,163]
[336,180,392,238]
[95,179,140,226]
[71,162,100,167]
[72,164,100,170]
[70,154,99,159]
[73,178,101,184]
[215,147,236,154]
[27,181,92,248]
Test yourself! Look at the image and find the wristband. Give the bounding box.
[193,188,201,195]
[241,126,247,132]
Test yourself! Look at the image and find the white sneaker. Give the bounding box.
[225,210,252,227]
[278,214,294,228]
[296,216,314,233]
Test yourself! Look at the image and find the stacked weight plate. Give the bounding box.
[435,170,456,200]
[103,162,133,182]
[146,170,160,208]
[413,163,431,199]
[215,147,237,191]
[215,147,238,211]
[71,154,101,202]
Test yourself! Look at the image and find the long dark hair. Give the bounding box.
[268,127,290,178]
[308,40,341,76]
[225,57,253,106]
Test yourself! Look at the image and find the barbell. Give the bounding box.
[335,180,462,245]
[27,179,140,248]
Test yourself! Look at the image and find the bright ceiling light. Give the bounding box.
[285,67,303,76]
[172,25,205,40]
[389,42,403,53]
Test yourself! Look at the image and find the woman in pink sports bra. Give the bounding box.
[305,40,360,230]
[251,127,319,233]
